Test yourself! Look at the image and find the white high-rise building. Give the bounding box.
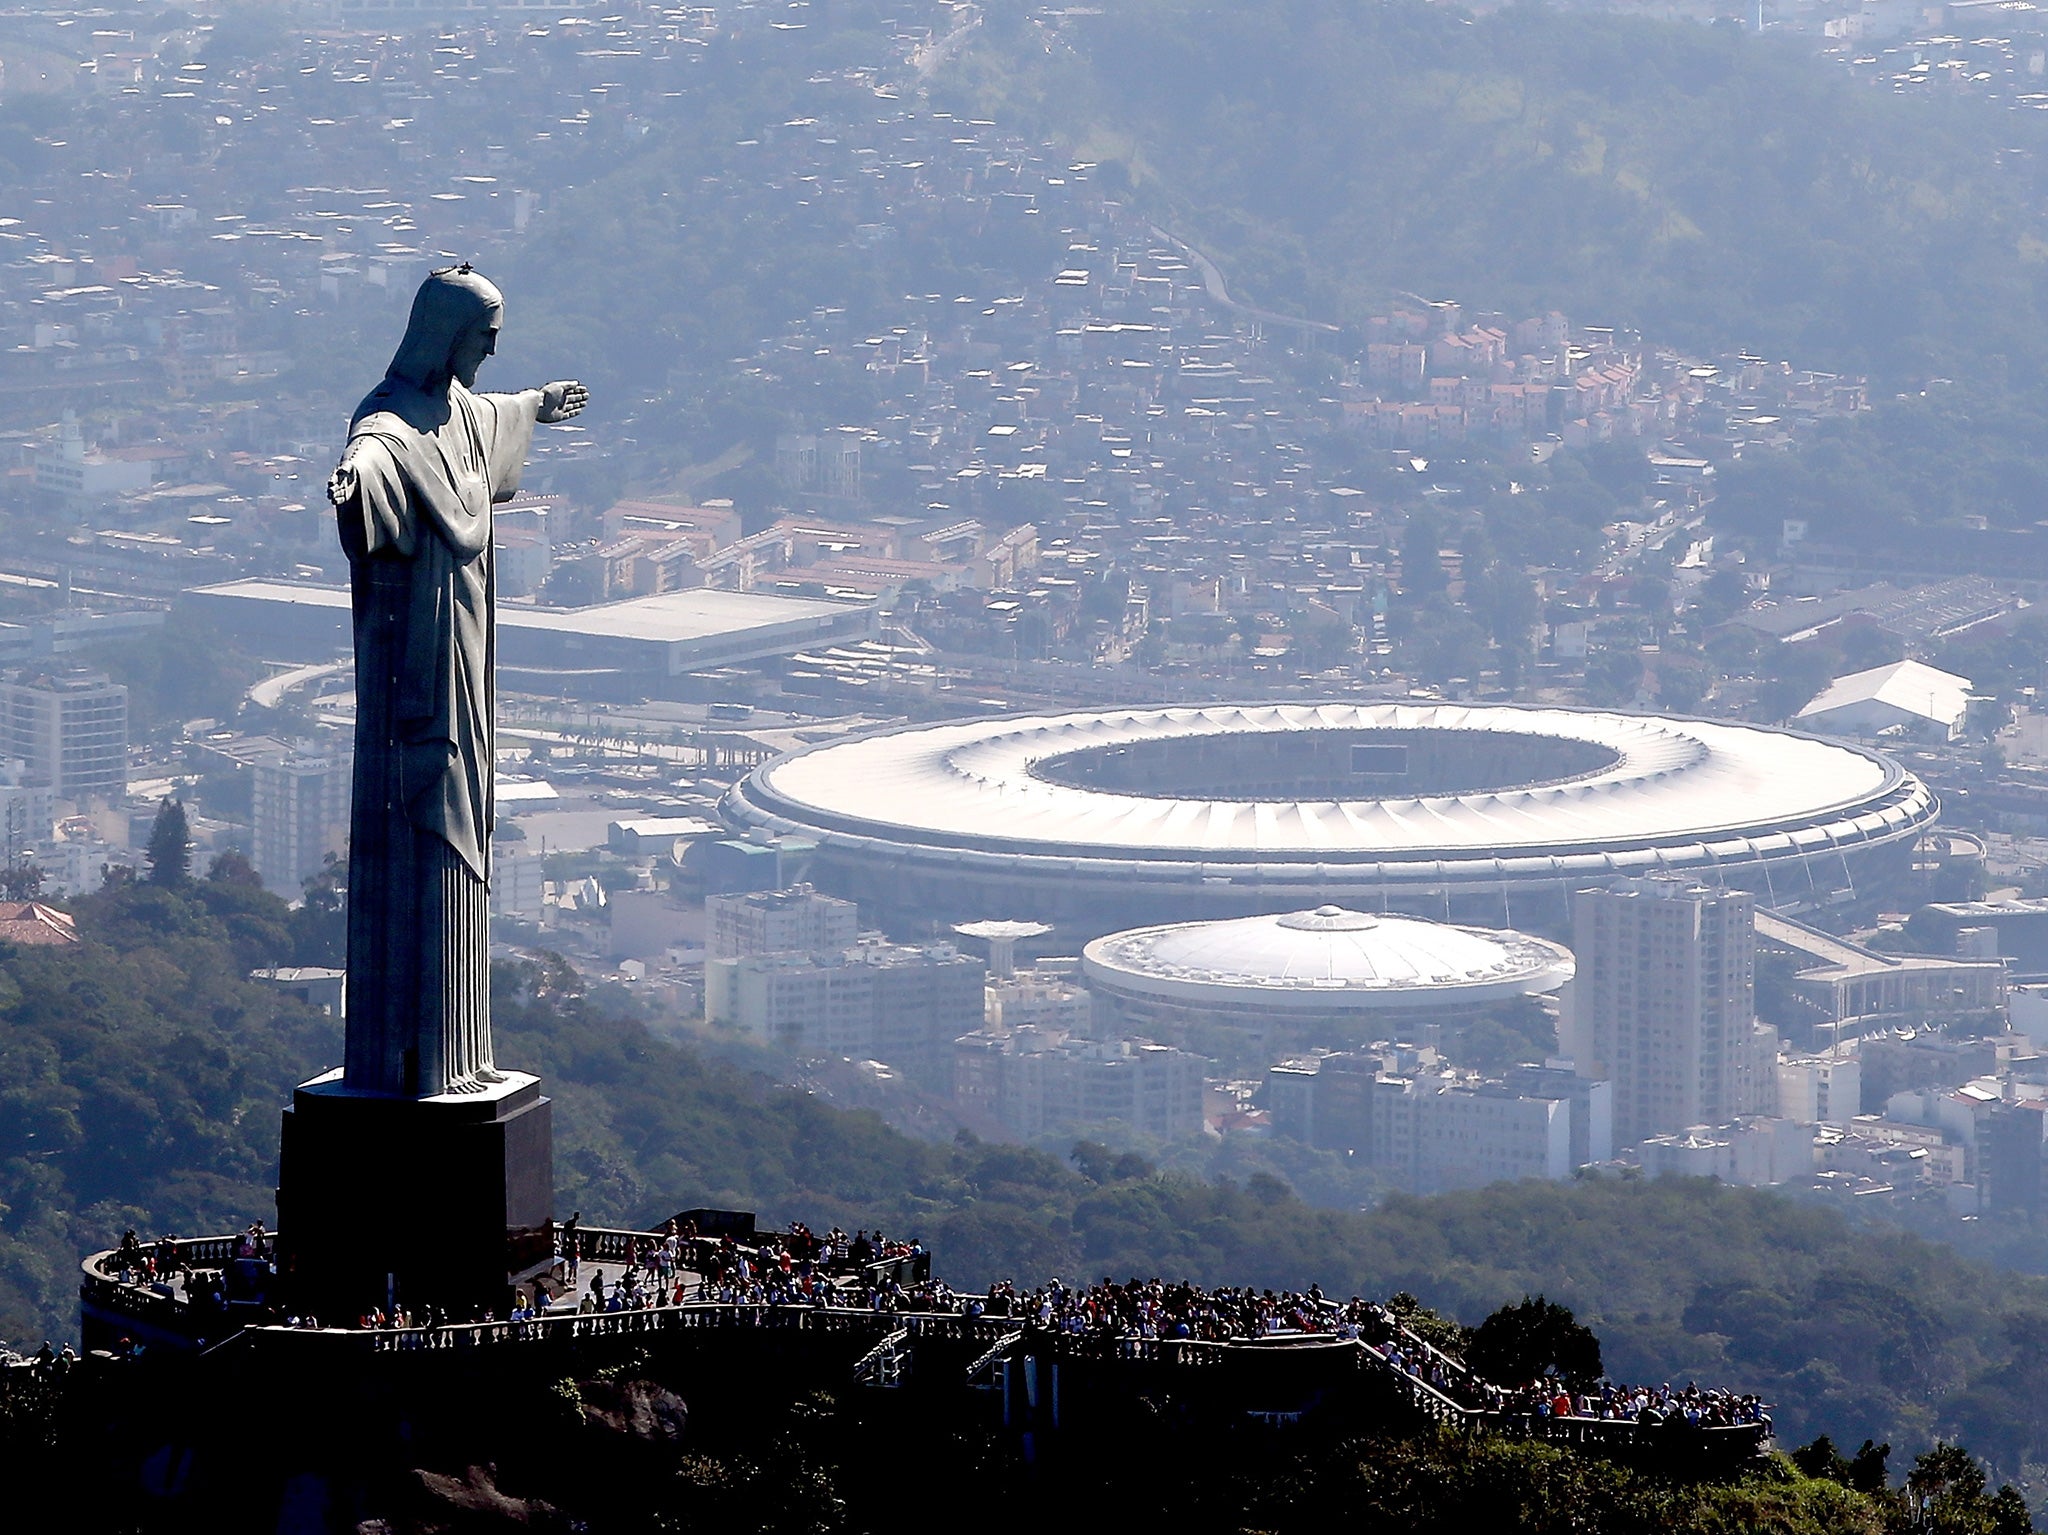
[490,846,546,919]
[0,668,127,802]
[0,758,53,862]
[1778,1052,1862,1126]
[1562,878,1771,1147]
[1261,1051,1591,1193]
[953,1027,1208,1140]
[251,748,351,896]
[1369,1078,1573,1193]
[704,940,984,1086]
[705,883,859,961]
[985,970,1092,1033]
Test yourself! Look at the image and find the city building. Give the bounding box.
[1984,1100,2048,1214]
[249,965,346,1015]
[251,747,351,897]
[1503,1060,1616,1167]
[952,1026,1207,1140]
[691,834,818,898]
[607,816,722,860]
[607,888,689,961]
[180,580,881,692]
[705,940,984,1085]
[1639,1117,1815,1186]
[1757,909,2007,1048]
[1563,878,1777,1147]
[1856,1030,2023,1112]
[0,668,128,801]
[1264,1048,1594,1192]
[492,498,557,600]
[1778,1051,1863,1126]
[1816,1117,1968,1195]
[0,901,78,945]
[1885,1079,2005,1163]
[0,759,54,863]
[985,968,1092,1033]
[1266,1048,1386,1153]
[1795,659,1973,742]
[706,883,860,961]
[1369,1078,1571,1193]
[490,847,546,920]
[1916,899,2048,971]
[33,416,161,506]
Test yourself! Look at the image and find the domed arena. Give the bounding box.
[721,702,1938,931]
[1083,905,1576,1016]
[1080,904,1575,1063]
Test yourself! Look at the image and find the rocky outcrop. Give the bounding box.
[575,1379,688,1445]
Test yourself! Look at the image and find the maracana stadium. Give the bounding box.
[720,702,1938,930]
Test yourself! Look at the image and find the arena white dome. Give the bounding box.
[1082,906,1576,1014]
[723,702,1937,928]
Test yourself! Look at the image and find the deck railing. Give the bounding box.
[80,1233,1768,1455]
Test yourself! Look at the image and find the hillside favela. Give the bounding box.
[20,0,2048,1529]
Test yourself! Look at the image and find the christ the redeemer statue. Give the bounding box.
[327,265,586,1098]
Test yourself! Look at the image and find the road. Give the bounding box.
[1148,226,1341,336]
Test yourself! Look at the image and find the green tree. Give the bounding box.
[206,850,262,888]
[289,856,347,965]
[1656,652,1713,714]
[1386,1290,1468,1360]
[1399,608,1488,685]
[145,799,190,889]
[1758,642,1840,724]
[1401,509,1448,599]
[1466,1295,1604,1393]
[1583,648,1644,707]
[1292,606,1357,671]
[1696,568,1751,627]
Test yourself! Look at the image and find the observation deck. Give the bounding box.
[79,1212,929,1354]
[77,1216,1767,1463]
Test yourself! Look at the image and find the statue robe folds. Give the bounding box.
[334,379,538,1097]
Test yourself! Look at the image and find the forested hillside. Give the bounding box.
[0,867,339,1355]
[943,0,2048,385]
[4,875,2048,1473]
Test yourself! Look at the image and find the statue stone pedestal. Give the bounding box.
[276,1069,552,1322]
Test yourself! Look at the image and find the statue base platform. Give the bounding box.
[277,1069,552,1323]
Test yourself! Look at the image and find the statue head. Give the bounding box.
[387,265,504,393]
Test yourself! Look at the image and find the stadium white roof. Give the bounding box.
[736,703,1929,862]
[1083,905,1574,1012]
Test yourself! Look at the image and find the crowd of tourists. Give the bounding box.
[94,1216,1765,1432]
[1,1340,78,1374]
[565,1219,927,1314]
[912,1275,1377,1344]
[1483,1378,1772,1430]
[1357,1319,1771,1431]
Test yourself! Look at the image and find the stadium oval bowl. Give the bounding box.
[720,702,1938,930]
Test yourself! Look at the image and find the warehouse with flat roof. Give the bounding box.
[178,580,881,689]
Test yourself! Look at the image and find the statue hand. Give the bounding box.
[327,457,359,509]
[538,380,588,424]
